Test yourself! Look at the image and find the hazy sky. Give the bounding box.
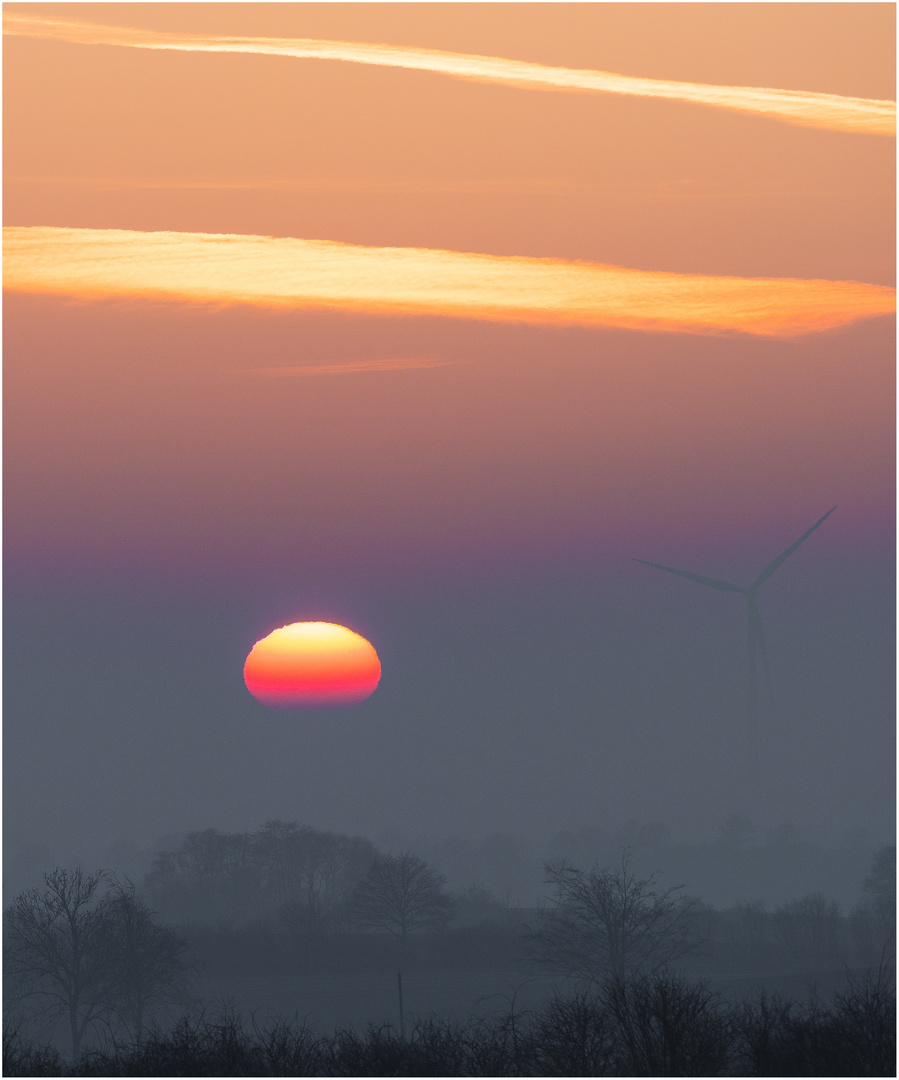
[4,3,895,879]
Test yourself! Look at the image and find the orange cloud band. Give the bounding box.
[4,12,894,136]
[4,226,894,338]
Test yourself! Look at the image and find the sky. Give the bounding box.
[3,3,895,888]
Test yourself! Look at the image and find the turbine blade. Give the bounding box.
[633,559,746,593]
[749,601,775,706]
[752,506,837,588]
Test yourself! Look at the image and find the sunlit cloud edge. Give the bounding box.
[4,12,894,136]
[4,226,895,340]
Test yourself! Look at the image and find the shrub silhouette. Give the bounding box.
[2,1025,63,1078]
[529,990,615,1075]
[4,969,894,1077]
[601,972,733,1076]
[735,965,896,1077]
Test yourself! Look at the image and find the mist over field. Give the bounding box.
[4,818,895,1072]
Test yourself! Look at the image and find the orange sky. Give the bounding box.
[4,2,895,573]
[5,4,895,279]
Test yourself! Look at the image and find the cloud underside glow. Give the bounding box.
[4,227,894,338]
[4,13,894,136]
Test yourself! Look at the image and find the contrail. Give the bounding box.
[4,12,894,136]
[4,227,894,338]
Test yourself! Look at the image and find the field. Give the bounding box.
[190,961,876,1034]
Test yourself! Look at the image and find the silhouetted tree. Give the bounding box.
[350,852,454,940]
[4,868,113,1059]
[5,869,192,1059]
[533,853,700,980]
[99,879,190,1037]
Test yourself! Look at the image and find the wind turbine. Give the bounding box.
[634,507,836,770]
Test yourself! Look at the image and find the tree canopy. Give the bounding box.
[533,854,700,980]
[350,852,454,940]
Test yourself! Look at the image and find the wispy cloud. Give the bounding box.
[4,226,894,338]
[247,359,457,375]
[4,12,894,136]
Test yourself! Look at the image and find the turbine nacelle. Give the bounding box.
[633,506,836,597]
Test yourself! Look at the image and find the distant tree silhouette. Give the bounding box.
[715,815,756,850]
[144,828,258,926]
[613,822,672,858]
[145,822,375,931]
[852,845,896,956]
[773,893,845,962]
[350,852,454,940]
[726,899,772,962]
[533,853,700,980]
[862,846,896,941]
[255,820,374,934]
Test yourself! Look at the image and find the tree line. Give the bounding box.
[4,829,460,1060]
[5,823,893,1064]
[143,821,454,938]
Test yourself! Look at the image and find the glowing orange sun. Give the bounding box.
[243,622,381,708]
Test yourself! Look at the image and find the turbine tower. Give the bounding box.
[634,507,836,772]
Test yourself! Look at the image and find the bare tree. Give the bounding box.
[5,869,192,1058]
[99,879,190,1037]
[4,868,113,1059]
[350,852,454,940]
[532,853,700,980]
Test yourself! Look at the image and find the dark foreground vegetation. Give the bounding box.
[5,834,893,1075]
[5,967,894,1077]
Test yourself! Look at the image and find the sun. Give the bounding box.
[244,622,381,708]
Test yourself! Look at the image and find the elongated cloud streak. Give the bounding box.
[4,12,894,136]
[249,359,457,375]
[4,227,894,338]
